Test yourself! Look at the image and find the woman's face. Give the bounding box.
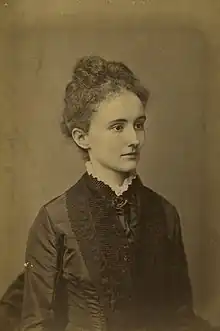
[87,90,147,173]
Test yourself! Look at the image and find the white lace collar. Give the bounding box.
[85,161,136,196]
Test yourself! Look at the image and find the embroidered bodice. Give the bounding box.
[21,170,195,331]
[84,164,139,244]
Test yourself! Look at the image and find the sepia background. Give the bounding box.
[0,0,220,326]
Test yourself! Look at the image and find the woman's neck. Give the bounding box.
[85,160,136,194]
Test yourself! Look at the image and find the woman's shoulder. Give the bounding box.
[140,184,180,233]
[41,175,85,226]
[141,183,176,210]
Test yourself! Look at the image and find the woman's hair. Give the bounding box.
[60,55,149,159]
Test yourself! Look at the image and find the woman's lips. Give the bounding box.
[121,152,139,157]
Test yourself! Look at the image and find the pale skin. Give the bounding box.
[72,90,147,188]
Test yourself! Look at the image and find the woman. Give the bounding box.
[18,56,211,331]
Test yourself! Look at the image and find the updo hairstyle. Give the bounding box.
[60,56,149,159]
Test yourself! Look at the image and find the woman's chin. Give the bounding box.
[117,160,138,173]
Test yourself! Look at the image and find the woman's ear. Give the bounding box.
[71,128,90,150]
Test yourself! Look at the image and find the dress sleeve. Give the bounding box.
[163,202,195,330]
[168,205,193,310]
[21,206,59,331]
[164,203,218,330]
[0,272,24,331]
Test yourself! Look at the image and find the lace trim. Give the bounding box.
[85,161,136,196]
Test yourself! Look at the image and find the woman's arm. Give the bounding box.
[0,272,24,331]
[21,206,59,331]
[168,205,193,312]
[165,203,219,330]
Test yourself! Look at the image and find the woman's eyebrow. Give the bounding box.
[108,115,147,125]
[108,118,127,125]
[136,115,147,121]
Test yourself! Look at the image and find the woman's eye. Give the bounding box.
[111,124,124,132]
[135,122,145,130]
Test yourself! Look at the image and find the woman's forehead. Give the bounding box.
[93,91,145,123]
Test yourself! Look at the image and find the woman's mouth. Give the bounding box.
[121,152,139,157]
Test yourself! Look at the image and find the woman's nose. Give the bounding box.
[126,127,140,146]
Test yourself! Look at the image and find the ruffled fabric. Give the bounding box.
[85,161,136,197]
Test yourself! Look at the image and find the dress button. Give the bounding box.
[101,277,108,285]
[110,298,116,310]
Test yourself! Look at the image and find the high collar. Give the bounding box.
[82,172,142,211]
[85,161,137,197]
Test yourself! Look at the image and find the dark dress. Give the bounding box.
[18,172,201,331]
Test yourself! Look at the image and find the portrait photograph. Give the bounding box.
[0,1,220,330]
